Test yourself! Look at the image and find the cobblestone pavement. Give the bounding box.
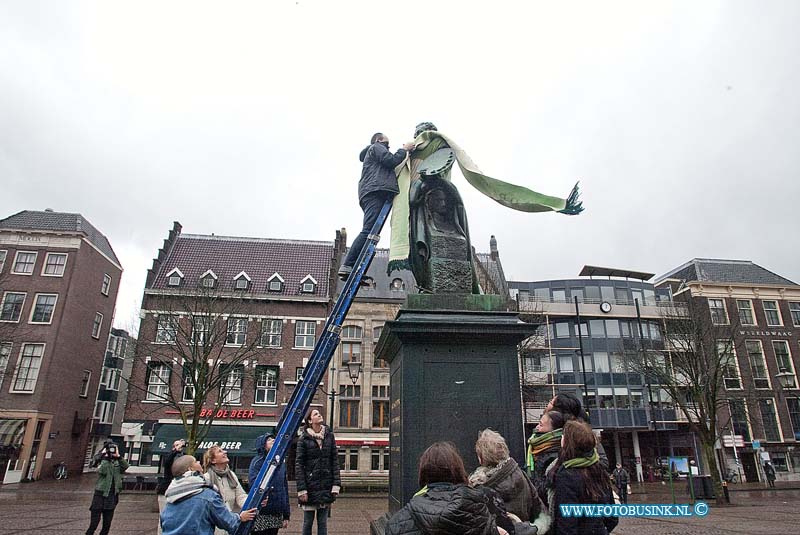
[1,476,799,534]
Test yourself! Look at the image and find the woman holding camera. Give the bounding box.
[86,443,129,535]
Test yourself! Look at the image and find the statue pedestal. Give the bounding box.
[375,294,535,516]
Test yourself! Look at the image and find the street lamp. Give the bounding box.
[321,361,363,428]
[776,367,794,390]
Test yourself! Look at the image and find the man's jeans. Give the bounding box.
[302,508,328,535]
[342,192,393,268]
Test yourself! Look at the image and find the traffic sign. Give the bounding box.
[752,440,761,450]
[723,435,745,448]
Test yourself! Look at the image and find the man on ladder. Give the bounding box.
[337,132,414,280]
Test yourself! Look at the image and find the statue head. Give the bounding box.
[426,187,450,217]
[414,122,438,138]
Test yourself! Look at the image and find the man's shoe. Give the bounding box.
[338,265,353,280]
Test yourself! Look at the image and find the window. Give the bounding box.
[30,294,57,324]
[373,326,387,368]
[92,313,104,339]
[745,340,770,389]
[101,274,112,295]
[574,322,588,338]
[787,398,800,441]
[11,343,44,392]
[718,341,741,390]
[372,385,389,428]
[341,325,362,364]
[255,366,278,404]
[338,448,359,471]
[552,289,566,302]
[260,319,282,347]
[772,341,796,388]
[0,343,11,389]
[554,322,570,338]
[300,276,317,293]
[649,322,662,341]
[786,302,800,327]
[226,318,248,345]
[558,354,574,372]
[221,366,243,404]
[155,315,178,344]
[371,448,389,471]
[93,400,116,424]
[296,367,304,382]
[729,399,751,441]
[593,352,610,373]
[268,274,284,292]
[737,300,756,326]
[614,287,629,304]
[42,253,67,276]
[79,370,92,397]
[166,268,183,287]
[146,363,171,401]
[100,367,121,391]
[11,251,37,274]
[234,273,250,290]
[295,321,316,348]
[708,298,728,325]
[758,399,781,442]
[390,278,405,291]
[182,368,195,402]
[339,385,360,428]
[589,320,605,338]
[201,275,216,288]
[771,452,788,472]
[0,292,26,322]
[605,320,620,338]
[570,288,584,303]
[763,301,782,326]
[191,316,210,346]
[0,250,6,272]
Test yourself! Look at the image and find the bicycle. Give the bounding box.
[53,461,68,480]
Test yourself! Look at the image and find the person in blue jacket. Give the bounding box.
[160,455,257,535]
[249,434,291,535]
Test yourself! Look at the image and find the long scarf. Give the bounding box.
[306,425,326,448]
[206,465,239,491]
[388,130,583,273]
[563,448,600,469]
[165,471,210,504]
[527,429,563,471]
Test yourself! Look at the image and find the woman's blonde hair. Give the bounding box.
[475,428,509,467]
[202,445,222,471]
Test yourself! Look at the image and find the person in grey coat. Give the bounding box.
[612,464,630,503]
[338,132,414,279]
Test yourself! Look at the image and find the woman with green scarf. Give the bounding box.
[545,421,618,535]
[528,410,565,503]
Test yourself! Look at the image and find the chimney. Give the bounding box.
[44,208,54,212]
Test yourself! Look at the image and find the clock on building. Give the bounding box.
[600,301,612,313]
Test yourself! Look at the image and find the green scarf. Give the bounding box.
[413,485,429,497]
[563,448,600,469]
[527,429,563,472]
[388,130,584,273]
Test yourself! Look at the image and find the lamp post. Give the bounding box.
[322,361,363,429]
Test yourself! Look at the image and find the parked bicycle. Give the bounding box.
[53,461,68,480]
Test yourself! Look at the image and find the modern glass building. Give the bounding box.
[511,266,698,482]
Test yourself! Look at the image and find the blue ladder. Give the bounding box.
[234,199,392,535]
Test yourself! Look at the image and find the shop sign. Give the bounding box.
[740,330,794,337]
[198,408,256,419]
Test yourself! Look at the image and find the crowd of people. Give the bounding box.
[88,393,621,535]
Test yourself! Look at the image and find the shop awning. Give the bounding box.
[336,439,389,447]
[0,419,26,447]
[151,424,273,456]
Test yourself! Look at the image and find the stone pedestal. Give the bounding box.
[375,294,535,514]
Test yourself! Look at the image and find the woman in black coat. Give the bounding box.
[386,441,501,535]
[546,421,618,535]
[295,409,340,535]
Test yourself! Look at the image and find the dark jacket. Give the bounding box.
[249,434,290,520]
[385,483,499,535]
[612,468,629,487]
[533,448,560,506]
[358,142,406,202]
[295,426,341,506]
[157,449,183,495]
[471,458,541,522]
[94,458,129,497]
[551,466,618,535]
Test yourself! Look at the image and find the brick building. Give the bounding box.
[0,210,122,483]
[656,258,800,482]
[122,223,337,480]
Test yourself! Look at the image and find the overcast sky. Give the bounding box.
[2,1,799,333]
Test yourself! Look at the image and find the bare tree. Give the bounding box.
[125,284,268,455]
[628,297,744,505]
[0,268,34,401]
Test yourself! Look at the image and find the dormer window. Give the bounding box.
[200,270,218,289]
[233,271,251,291]
[268,273,284,292]
[300,274,318,294]
[166,268,184,287]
